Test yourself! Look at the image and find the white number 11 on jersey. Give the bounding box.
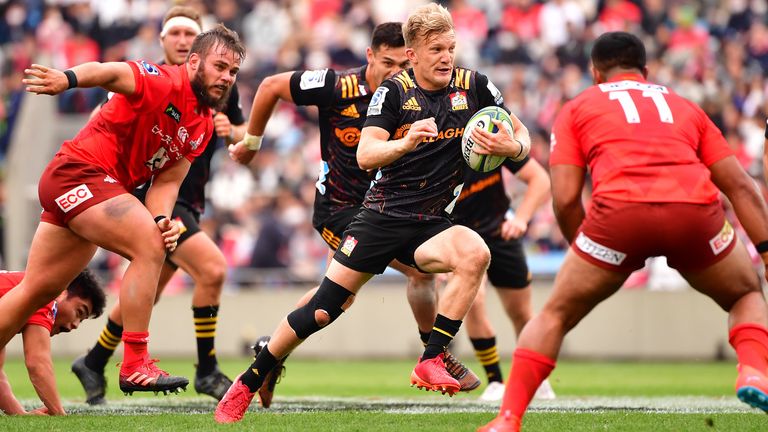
[609,90,674,124]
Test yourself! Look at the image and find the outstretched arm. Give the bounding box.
[229,72,294,164]
[23,62,135,96]
[22,325,65,415]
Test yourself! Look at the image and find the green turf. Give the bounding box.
[2,357,766,431]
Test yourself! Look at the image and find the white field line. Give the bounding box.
[45,396,758,416]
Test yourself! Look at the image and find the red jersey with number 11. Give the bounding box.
[59,61,212,190]
[550,73,732,204]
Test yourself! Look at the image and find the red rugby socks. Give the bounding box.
[729,323,768,373]
[121,331,150,371]
[499,348,556,421]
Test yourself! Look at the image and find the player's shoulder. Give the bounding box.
[334,65,367,100]
[387,69,417,94]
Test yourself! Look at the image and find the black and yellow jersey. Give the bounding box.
[362,67,506,221]
[289,66,375,224]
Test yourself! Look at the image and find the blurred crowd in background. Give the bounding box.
[1,0,768,289]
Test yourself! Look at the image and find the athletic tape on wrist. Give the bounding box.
[244,132,263,151]
[64,70,78,89]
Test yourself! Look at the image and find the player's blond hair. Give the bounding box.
[403,3,454,48]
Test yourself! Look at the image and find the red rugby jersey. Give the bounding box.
[0,271,55,334]
[550,73,732,204]
[59,61,213,189]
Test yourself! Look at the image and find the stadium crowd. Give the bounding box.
[1,0,768,285]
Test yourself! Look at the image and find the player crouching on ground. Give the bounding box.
[0,270,105,415]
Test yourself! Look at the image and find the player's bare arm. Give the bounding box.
[358,118,437,170]
[23,62,135,96]
[145,159,192,252]
[229,72,293,164]
[550,164,586,244]
[708,156,768,276]
[0,348,26,415]
[501,159,551,241]
[471,111,531,159]
[22,325,65,415]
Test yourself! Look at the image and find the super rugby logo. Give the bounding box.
[56,184,93,213]
[709,221,734,255]
[575,232,627,266]
[164,103,181,123]
[141,61,160,76]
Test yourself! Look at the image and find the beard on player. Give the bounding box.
[191,68,232,111]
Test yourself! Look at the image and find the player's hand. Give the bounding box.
[472,111,531,161]
[228,141,257,165]
[214,112,233,140]
[22,64,68,96]
[27,406,52,415]
[156,217,179,252]
[402,117,438,152]
[501,217,528,240]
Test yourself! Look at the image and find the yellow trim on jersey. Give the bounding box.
[393,71,415,91]
[454,68,471,90]
[341,76,348,99]
[350,74,359,97]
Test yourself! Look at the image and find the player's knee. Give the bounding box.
[286,277,353,339]
[457,241,490,274]
[197,260,226,289]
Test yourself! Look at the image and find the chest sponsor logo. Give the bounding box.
[402,97,421,111]
[575,232,627,266]
[103,175,118,184]
[334,127,361,147]
[340,104,360,118]
[164,103,182,123]
[450,91,468,111]
[709,221,734,256]
[367,87,388,116]
[177,127,189,145]
[340,235,358,257]
[141,61,160,76]
[421,127,465,143]
[56,184,93,213]
[299,69,328,90]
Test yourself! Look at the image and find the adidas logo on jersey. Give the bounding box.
[402,97,421,111]
[340,105,360,118]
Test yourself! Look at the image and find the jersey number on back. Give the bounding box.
[609,90,674,124]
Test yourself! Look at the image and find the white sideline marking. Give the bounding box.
[42,396,760,416]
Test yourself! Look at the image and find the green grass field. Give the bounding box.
[2,357,767,431]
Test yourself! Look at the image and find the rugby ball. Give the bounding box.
[461,106,513,172]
